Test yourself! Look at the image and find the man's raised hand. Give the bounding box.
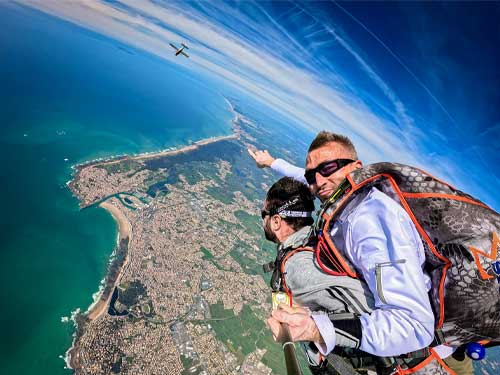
[247,148,275,168]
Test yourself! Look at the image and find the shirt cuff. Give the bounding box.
[311,314,336,355]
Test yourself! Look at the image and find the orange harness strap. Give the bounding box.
[399,348,457,375]
[318,173,453,328]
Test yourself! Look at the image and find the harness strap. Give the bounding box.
[432,329,446,347]
[399,348,431,360]
[324,353,362,375]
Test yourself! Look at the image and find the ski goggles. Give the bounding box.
[304,159,355,185]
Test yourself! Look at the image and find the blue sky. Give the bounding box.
[18,0,500,209]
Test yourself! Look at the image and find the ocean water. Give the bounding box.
[0,4,232,374]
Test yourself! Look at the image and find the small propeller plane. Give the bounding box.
[169,42,189,58]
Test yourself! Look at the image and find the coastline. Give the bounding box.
[66,96,241,371]
[87,199,131,320]
[99,200,132,244]
[70,93,238,176]
[67,198,132,370]
[67,128,239,371]
[72,133,238,172]
[68,133,239,209]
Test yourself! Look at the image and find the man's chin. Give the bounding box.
[318,190,333,200]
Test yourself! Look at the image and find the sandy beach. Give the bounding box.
[136,133,238,161]
[67,197,133,370]
[99,200,132,240]
[86,199,131,321]
[95,133,238,168]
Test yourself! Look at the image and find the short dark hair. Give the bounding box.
[308,131,358,159]
[265,177,315,231]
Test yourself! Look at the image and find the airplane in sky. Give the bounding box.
[169,42,189,58]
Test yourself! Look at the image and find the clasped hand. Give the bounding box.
[267,304,324,344]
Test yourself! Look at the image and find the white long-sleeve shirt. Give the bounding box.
[270,158,436,357]
[271,158,308,185]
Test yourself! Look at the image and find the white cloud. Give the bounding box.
[20,0,498,208]
[21,0,412,159]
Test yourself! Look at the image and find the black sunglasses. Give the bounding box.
[261,209,270,219]
[304,159,355,185]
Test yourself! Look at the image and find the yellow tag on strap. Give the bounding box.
[272,292,291,309]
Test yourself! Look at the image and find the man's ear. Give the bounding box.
[271,215,281,231]
[346,160,362,174]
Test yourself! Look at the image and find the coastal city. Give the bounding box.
[68,116,287,374]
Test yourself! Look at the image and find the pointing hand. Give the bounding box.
[247,148,275,168]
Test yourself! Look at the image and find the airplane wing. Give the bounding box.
[169,43,178,50]
[180,51,189,58]
[181,43,189,50]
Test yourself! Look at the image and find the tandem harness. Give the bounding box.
[262,228,432,375]
[312,162,500,347]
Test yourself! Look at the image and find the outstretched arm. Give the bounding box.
[247,148,307,184]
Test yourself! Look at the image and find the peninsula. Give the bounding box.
[66,108,291,374]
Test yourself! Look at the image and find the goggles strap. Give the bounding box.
[278,210,313,218]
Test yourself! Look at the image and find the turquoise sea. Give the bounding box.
[0,5,233,374]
